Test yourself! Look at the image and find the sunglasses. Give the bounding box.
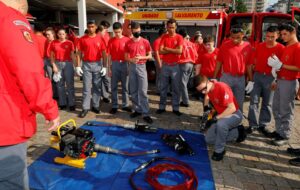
[198,81,208,93]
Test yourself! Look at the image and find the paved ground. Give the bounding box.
[28,78,300,190]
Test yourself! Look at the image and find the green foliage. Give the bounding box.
[227,0,248,13]
[236,0,248,13]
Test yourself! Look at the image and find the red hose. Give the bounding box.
[130,157,198,190]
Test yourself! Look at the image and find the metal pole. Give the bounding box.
[287,0,291,13]
[77,0,87,36]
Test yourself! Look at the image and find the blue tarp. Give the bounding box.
[28,121,215,190]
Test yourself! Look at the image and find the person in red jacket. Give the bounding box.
[0,1,60,189]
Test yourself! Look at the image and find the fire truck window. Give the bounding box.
[262,17,291,42]
[294,13,300,41]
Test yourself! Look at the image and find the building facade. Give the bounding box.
[243,0,268,12]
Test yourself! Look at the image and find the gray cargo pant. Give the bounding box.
[55,61,75,107]
[43,58,53,79]
[111,61,129,108]
[44,58,58,98]
[101,75,110,99]
[179,62,193,105]
[248,72,275,129]
[220,73,245,112]
[0,142,29,190]
[82,61,103,110]
[205,110,243,153]
[129,63,150,116]
[159,64,180,111]
[155,63,162,94]
[273,79,298,139]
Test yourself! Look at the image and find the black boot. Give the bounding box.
[79,110,89,118]
[287,148,300,156]
[289,157,300,167]
[211,150,226,161]
[236,125,247,143]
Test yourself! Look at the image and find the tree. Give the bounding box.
[236,0,248,13]
[226,0,248,13]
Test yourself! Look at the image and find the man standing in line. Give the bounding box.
[267,23,300,146]
[0,0,60,189]
[197,35,219,79]
[124,21,153,123]
[213,25,252,112]
[99,20,111,103]
[246,26,285,135]
[107,22,131,114]
[178,28,198,107]
[157,18,183,116]
[153,28,166,94]
[76,20,107,118]
[33,22,46,58]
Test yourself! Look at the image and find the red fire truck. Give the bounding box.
[122,7,300,81]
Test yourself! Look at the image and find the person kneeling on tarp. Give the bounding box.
[194,75,247,161]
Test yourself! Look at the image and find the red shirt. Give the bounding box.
[44,40,53,58]
[278,42,300,80]
[199,48,220,78]
[208,81,239,114]
[102,32,110,48]
[160,34,183,64]
[217,40,252,75]
[195,43,206,64]
[253,42,285,75]
[0,1,58,145]
[153,37,163,59]
[77,35,106,62]
[107,36,130,62]
[35,33,46,58]
[50,40,74,61]
[178,40,198,64]
[124,37,151,64]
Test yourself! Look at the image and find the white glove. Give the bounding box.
[245,81,254,94]
[53,72,62,82]
[75,67,83,76]
[267,55,282,70]
[100,67,107,76]
[271,68,278,79]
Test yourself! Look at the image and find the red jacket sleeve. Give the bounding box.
[0,15,58,120]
